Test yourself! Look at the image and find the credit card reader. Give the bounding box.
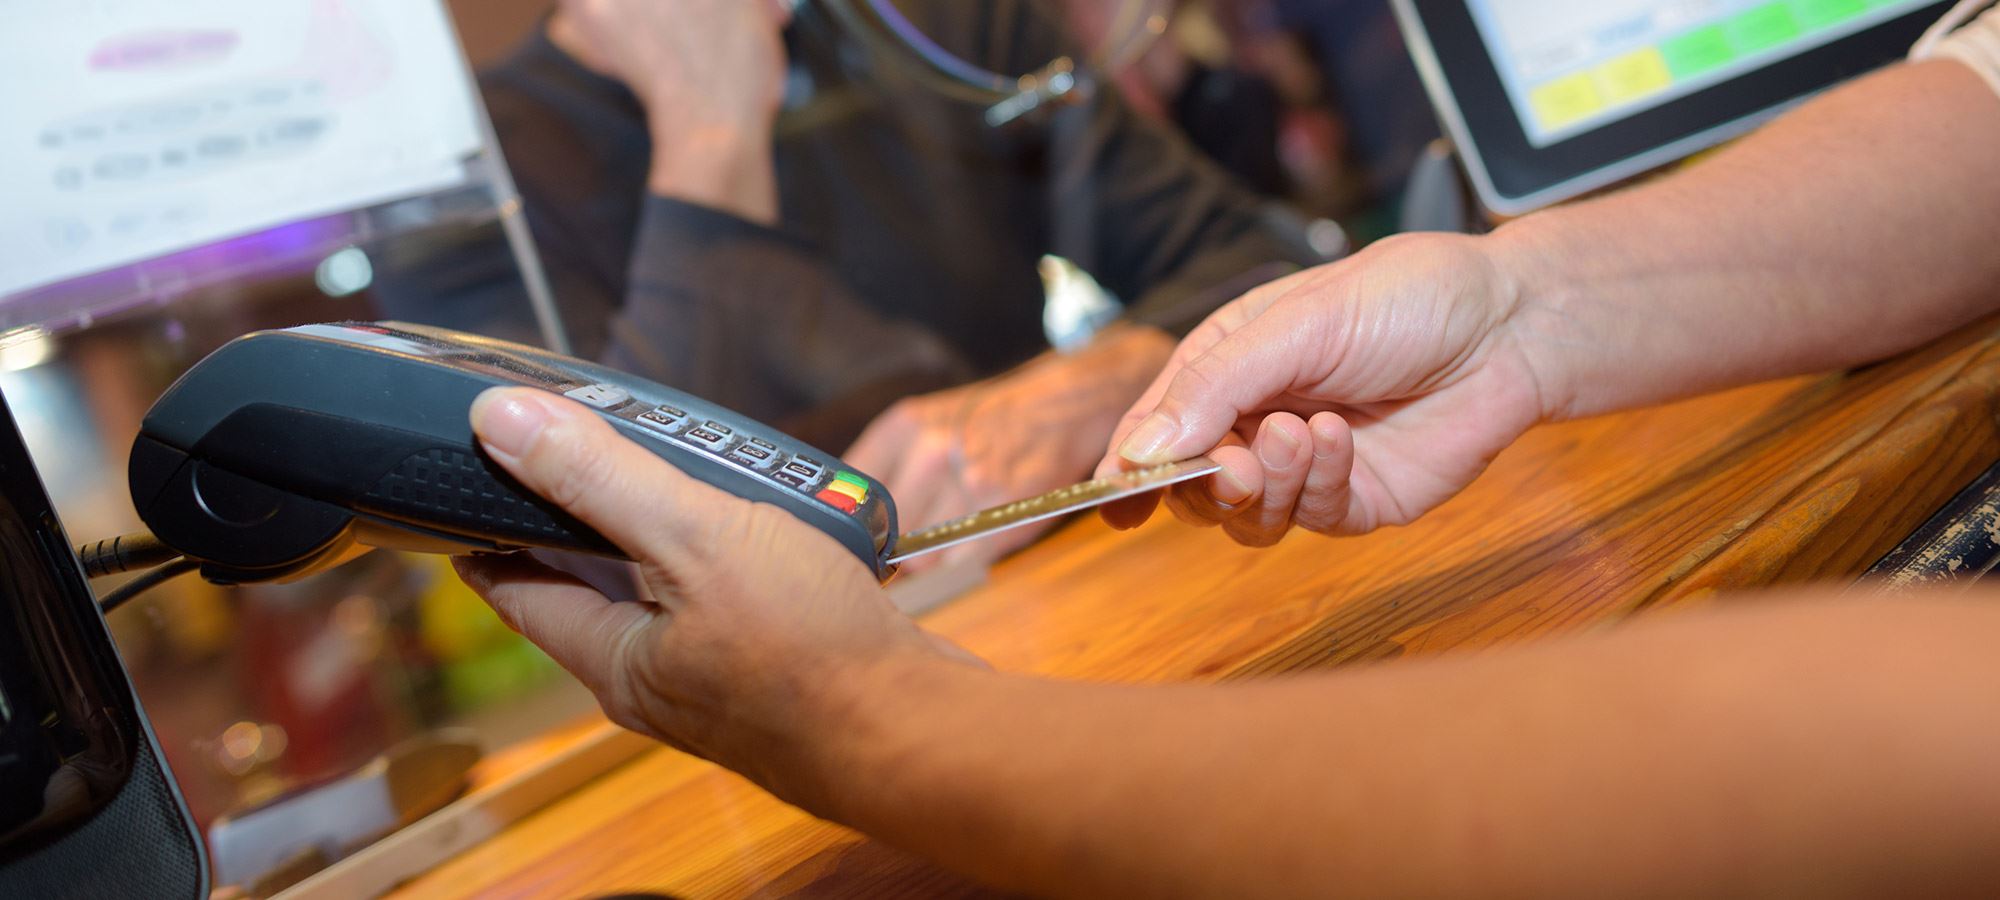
[131,323,897,584]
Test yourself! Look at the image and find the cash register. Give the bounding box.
[0,392,207,897]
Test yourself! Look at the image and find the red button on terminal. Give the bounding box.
[815,488,860,513]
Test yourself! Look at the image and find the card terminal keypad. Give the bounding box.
[637,406,687,435]
[727,443,778,470]
[682,426,729,448]
[623,402,877,517]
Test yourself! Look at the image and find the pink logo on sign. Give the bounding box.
[89,30,240,72]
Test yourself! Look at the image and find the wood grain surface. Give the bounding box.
[387,320,2000,899]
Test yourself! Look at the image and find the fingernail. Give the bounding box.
[1311,417,1342,460]
[1119,414,1180,463]
[470,389,550,461]
[1212,469,1253,505]
[1259,422,1301,468]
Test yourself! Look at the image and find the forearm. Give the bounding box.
[1495,60,2000,420]
[544,5,784,225]
[815,597,2000,898]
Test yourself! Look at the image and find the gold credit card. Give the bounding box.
[885,457,1221,565]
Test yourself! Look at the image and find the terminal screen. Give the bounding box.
[1466,0,1936,146]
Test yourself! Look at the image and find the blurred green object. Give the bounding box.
[413,555,560,711]
[441,639,560,711]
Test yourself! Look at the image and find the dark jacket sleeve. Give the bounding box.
[1046,92,1337,335]
[604,197,976,448]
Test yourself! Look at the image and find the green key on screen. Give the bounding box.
[1795,0,1867,30]
[1662,25,1737,78]
[1728,3,1805,53]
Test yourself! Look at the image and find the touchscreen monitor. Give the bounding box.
[1395,0,1952,213]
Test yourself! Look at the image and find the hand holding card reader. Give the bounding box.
[131,323,899,583]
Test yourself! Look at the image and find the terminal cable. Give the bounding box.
[95,557,201,614]
[77,531,179,578]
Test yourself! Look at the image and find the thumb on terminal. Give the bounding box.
[469,387,723,566]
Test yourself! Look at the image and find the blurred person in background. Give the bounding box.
[1271,0,1439,227]
[1057,0,1445,228]
[1055,0,1363,218]
[468,0,1332,567]
[1055,0,1290,200]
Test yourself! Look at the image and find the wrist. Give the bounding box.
[792,650,993,826]
[1483,218,1585,422]
[1092,322,1177,369]
[647,124,779,225]
[1054,323,1175,397]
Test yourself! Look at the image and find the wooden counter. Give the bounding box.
[388,320,2000,898]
